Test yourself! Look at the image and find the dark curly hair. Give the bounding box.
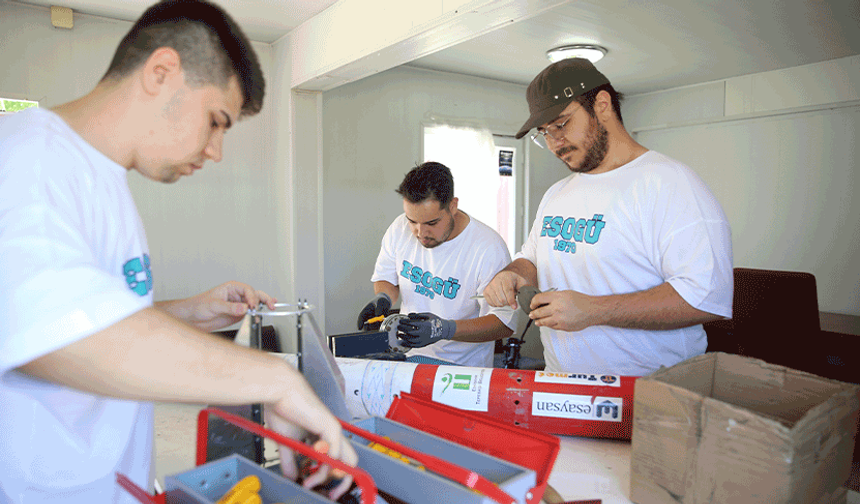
[396,161,454,207]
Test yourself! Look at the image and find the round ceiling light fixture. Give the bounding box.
[546,45,607,64]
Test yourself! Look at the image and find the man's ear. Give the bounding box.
[448,197,459,215]
[594,90,613,120]
[140,47,182,96]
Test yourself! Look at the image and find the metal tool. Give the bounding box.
[379,313,409,352]
[503,286,552,369]
[470,287,556,301]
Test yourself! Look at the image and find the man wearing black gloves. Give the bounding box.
[356,292,392,330]
[358,162,517,367]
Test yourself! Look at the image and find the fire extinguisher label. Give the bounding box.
[431,366,492,412]
[532,392,623,422]
[534,371,621,387]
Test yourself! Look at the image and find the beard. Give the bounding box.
[555,117,609,174]
[421,213,456,249]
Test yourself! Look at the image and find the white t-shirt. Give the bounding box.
[372,213,517,367]
[0,108,154,503]
[518,151,733,376]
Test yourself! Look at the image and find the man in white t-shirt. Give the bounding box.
[0,2,355,502]
[483,58,733,376]
[358,162,517,367]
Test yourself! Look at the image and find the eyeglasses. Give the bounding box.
[530,105,580,149]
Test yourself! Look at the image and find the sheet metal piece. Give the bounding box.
[249,302,353,422]
[300,309,354,422]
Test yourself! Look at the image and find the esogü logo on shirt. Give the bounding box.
[123,253,152,296]
[532,392,623,422]
[540,214,606,255]
[400,260,461,300]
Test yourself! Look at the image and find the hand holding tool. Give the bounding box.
[396,312,456,348]
[503,286,554,369]
[357,292,391,329]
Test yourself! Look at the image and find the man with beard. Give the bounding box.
[482,58,733,376]
[358,161,517,367]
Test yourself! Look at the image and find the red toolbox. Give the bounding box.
[119,405,555,504]
[386,392,560,504]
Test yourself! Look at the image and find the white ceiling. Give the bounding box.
[12,0,860,95]
[11,0,342,43]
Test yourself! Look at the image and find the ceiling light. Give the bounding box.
[545,45,607,64]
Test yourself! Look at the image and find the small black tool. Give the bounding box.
[502,286,548,369]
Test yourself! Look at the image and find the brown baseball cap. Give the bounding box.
[515,58,611,139]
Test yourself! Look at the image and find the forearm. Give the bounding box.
[18,307,308,405]
[593,282,722,330]
[373,280,400,306]
[503,258,539,287]
[451,315,514,343]
[155,298,195,323]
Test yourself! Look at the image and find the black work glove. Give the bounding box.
[356,292,392,330]
[396,312,456,348]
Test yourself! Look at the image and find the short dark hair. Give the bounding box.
[575,83,625,125]
[102,0,264,117]
[396,162,454,207]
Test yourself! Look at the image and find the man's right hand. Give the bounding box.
[266,380,358,501]
[483,271,529,310]
[356,292,392,329]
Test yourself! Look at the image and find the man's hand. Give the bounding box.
[396,312,456,348]
[528,290,599,332]
[483,271,530,310]
[266,386,358,501]
[156,281,277,332]
[356,292,391,329]
[528,283,721,332]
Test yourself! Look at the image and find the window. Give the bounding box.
[0,97,38,115]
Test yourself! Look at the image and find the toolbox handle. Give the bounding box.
[197,407,379,504]
[116,473,162,503]
[338,420,517,504]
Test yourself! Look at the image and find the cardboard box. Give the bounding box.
[630,352,859,504]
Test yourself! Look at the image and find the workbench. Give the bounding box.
[545,435,860,504]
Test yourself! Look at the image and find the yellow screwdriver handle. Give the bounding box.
[215,475,261,504]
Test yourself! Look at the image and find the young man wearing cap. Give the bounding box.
[357,162,517,367]
[482,58,733,376]
[0,1,355,501]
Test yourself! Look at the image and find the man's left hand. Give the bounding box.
[158,281,277,332]
[396,313,456,348]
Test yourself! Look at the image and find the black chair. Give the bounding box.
[704,267,860,489]
[704,267,820,371]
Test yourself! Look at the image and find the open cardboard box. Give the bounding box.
[630,352,859,504]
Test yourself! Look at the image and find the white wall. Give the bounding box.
[1,2,126,106]
[625,55,860,316]
[0,2,289,333]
